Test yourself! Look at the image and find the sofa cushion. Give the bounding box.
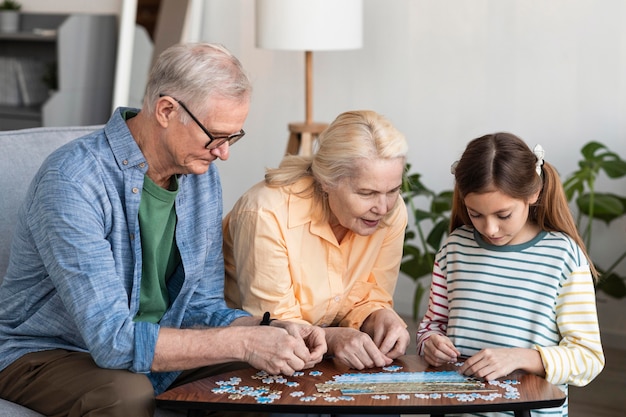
[0,398,185,416]
[0,126,102,280]
[0,399,43,417]
[0,126,190,416]
[0,126,100,415]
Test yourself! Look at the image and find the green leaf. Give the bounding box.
[562,177,584,202]
[596,272,626,298]
[431,191,453,214]
[601,159,626,179]
[404,229,416,240]
[580,141,607,159]
[413,282,427,321]
[413,208,439,222]
[426,220,449,250]
[576,193,625,223]
[402,171,433,199]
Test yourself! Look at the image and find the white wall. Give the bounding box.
[21,0,626,346]
[199,0,626,347]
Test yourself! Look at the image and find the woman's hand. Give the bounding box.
[360,309,410,359]
[421,333,460,366]
[324,327,393,369]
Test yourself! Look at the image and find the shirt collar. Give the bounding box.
[287,178,337,243]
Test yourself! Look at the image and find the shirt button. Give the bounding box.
[139,162,145,168]
[132,187,139,194]
[334,296,341,302]
[122,160,129,165]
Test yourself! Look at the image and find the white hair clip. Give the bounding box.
[450,160,459,175]
[533,144,545,177]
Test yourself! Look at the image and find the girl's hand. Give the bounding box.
[459,348,545,380]
[422,333,460,366]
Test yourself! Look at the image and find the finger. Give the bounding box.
[377,331,397,355]
[368,326,383,347]
[362,342,392,368]
[424,351,444,367]
[309,343,326,363]
[386,340,408,359]
[290,334,317,364]
[426,343,456,365]
[426,353,448,366]
[387,330,410,358]
[283,355,306,374]
[303,359,321,369]
[343,353,366,370]
[264,358,292,376]
[437,343,460,361]
[305,329,328,360]
[460,355,489,377]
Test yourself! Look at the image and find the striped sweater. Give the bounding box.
[416,225,605,417]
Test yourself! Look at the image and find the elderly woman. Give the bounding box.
[224,110,410,369]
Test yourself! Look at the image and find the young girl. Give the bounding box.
[416,132,604,416]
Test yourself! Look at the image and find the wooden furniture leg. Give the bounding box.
[285,122,328,156]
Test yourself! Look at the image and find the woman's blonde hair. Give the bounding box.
[265,110,408,223]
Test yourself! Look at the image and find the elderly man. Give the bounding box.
[0,43,325,417]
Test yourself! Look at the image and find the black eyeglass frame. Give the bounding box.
[159,94,245,149]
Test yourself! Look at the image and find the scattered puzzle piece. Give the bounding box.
[299,396,317,402]
[212,366,521,406]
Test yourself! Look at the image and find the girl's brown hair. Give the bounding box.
[450,132,597,279]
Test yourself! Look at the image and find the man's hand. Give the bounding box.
[272,320,327,368]
[421,333,460,367]
[360,309,410,359]
[241,325,325,375]
[152,319,325,375]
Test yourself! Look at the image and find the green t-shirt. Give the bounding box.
[134,175,180,323]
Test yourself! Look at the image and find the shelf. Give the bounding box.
[0,103,41,116]
[0,103,41,129]
[0,30,56,42]
[0,13,117,130]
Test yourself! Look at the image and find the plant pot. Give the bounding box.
[0,10,20,33]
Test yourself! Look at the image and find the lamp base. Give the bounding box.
[286,122,328,156]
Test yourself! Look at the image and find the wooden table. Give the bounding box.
[156,355,566,417]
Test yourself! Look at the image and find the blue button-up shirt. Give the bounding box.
[0,108,249,394]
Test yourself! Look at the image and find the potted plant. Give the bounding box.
[0,0,21,33]
[400,164,453,321]
[563,141,626,298]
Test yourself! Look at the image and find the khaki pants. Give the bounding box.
[0,349,258,417]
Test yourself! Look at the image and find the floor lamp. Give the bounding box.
[255,0,363,156]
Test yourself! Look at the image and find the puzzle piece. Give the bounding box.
[316,371,491,395]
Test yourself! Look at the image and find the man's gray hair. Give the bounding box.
[143,43,252,117]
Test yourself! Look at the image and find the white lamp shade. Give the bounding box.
[256,0,363,51]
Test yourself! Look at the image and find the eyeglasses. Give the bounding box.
[159,94,246,149]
